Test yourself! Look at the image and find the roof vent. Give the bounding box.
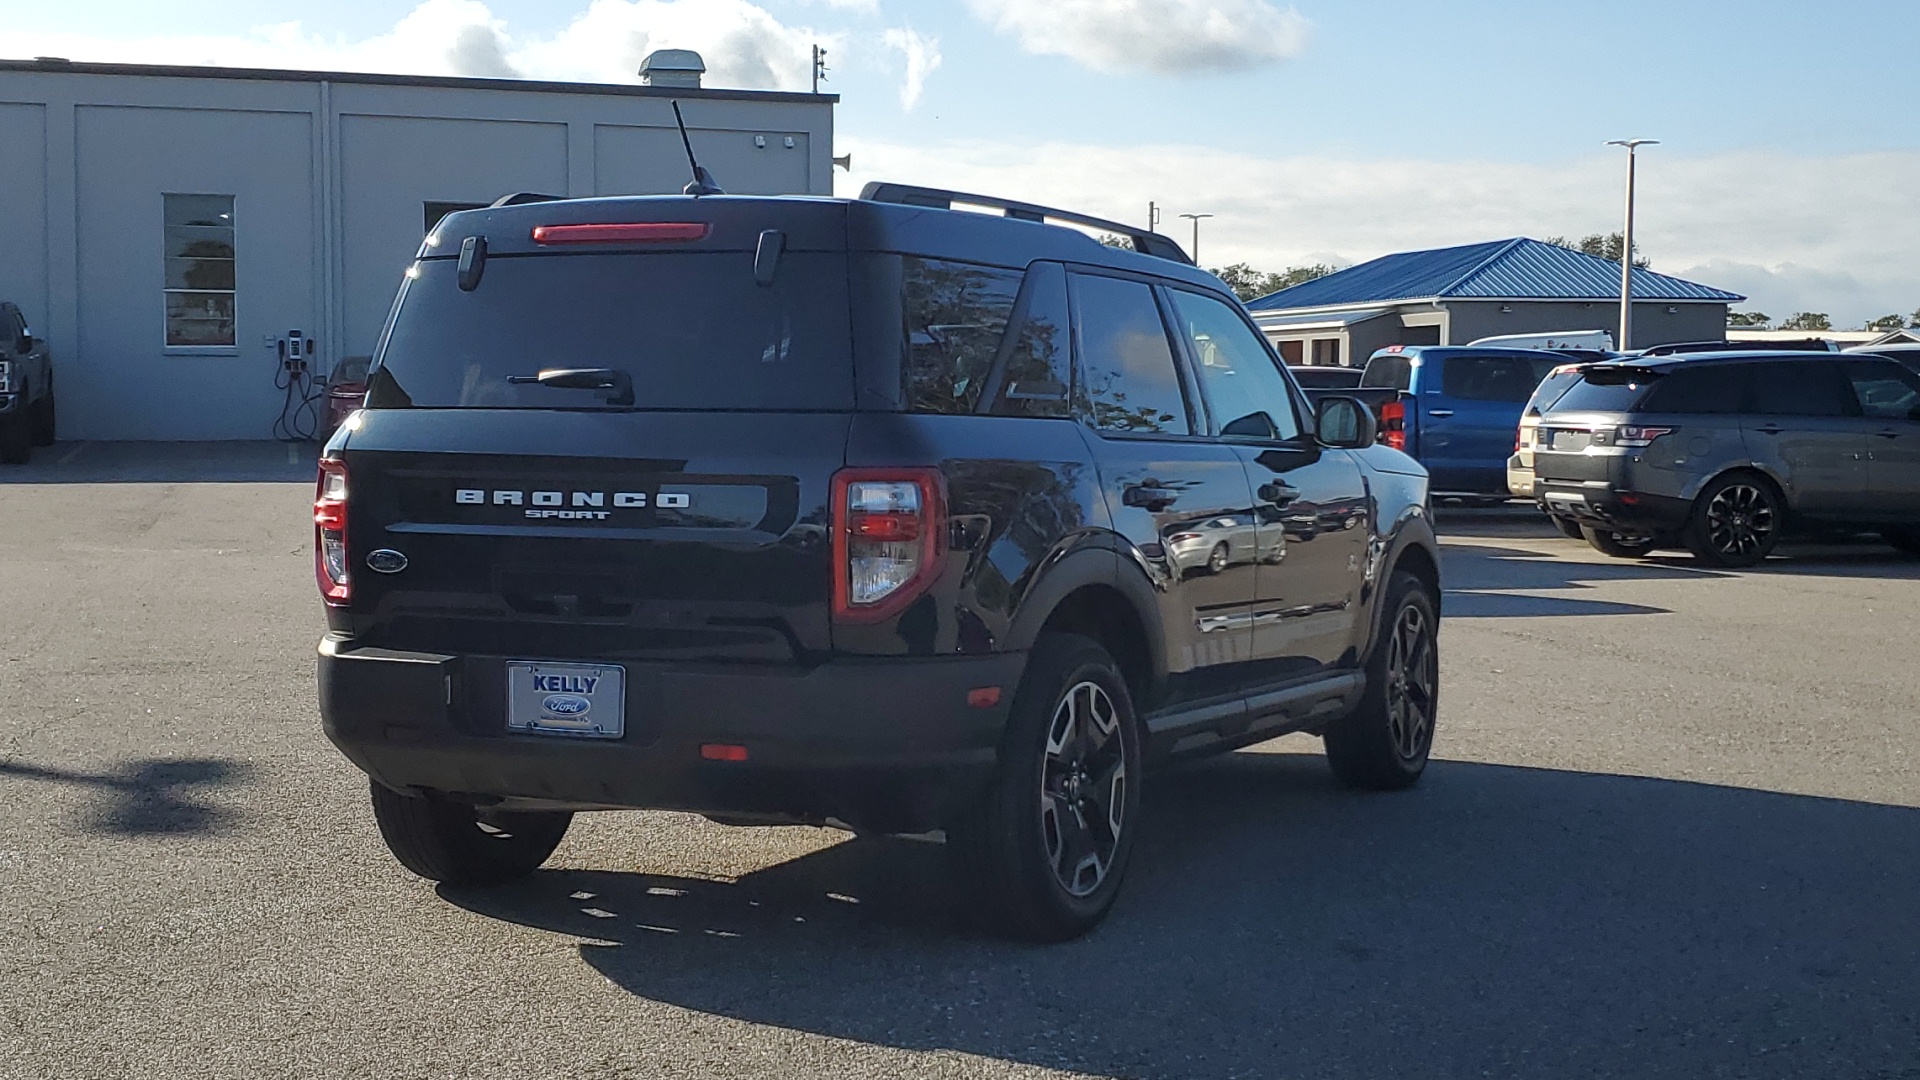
[640,49,705,89]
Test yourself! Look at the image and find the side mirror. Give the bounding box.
[1315,396,1377,449]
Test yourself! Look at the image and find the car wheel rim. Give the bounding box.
[1040,680,1127,898]
[1384,603,1436,762]
[1208,545,1228,573]
[1705,484,1775,558]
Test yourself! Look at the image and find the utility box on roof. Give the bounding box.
[0,57,836,440]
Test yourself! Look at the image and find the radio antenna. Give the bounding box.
[672,101,723,196]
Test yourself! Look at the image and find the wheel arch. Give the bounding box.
[1006,544,1166,710]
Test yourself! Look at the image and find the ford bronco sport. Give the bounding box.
[316,183,1441,941]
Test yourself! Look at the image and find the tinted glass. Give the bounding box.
[901,258,1022,416]
[1845,361,1920,420]
[369,253,854,410]
[1546,376,1650,414]
[1074,274,1189,435]
[1361,354,1412,389]
[1635,364,1747,414]
[987,262,1072,419]
[1522,367,1584,415]
[1440,355,1552,402]
[1748,361,1850,417]
[1170,290,1300,439]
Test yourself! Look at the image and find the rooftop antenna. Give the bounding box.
[672,100,723,196]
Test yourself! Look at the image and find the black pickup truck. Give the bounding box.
[316,184,1442,940]
[0,301,55,463]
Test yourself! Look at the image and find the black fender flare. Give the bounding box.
[1358,506,1441,663]
[1002,532,1170,692]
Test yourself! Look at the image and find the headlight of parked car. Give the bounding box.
[0,360,13,393]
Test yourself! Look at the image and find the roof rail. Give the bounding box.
[490,191,567,208]
[858,182,1192,265]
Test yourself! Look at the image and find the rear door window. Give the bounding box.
[1844,361,1920,420]
[1748,361,1852,417]
[1167,289,1301,440]
[1634,364,1748,414]
[1440,355,1547,402]
[1073,273,1191,436]
[369,252,853,410]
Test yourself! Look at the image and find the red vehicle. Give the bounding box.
[324,356,371,435]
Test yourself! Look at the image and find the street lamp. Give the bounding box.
[1179,213,1214,264]
[1605,139,1658,350]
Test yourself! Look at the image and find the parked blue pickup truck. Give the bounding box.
[1334,346,1571,497]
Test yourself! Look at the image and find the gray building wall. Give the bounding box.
[0,63,834,440]
[1443,299,1726,349]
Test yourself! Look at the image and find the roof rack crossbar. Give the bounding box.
[858,182,1192,265]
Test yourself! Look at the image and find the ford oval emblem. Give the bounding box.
[365,548,409,574]
[542,694,592,717]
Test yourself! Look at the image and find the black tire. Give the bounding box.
[0,410,29,464]
[1207,542,1230,575]
[1683,472,1782,568]
[368,780,572,886]
[1324,571,1438,791]
[1549,515,1585,540]
[948,632,1143,942]
[1580,524,1657,558]
[30,375,54,446]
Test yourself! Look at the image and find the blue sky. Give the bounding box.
[8,0,1919,323]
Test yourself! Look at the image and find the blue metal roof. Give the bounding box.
[1245,238,1744,311]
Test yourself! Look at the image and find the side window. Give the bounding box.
[1636,365,1748,414]
[1168,289,1300,440]
[1440,355,1542,402]
[986,262,1072,419]
[901,258,1023,416]
[1073,274,1190,436]
[1748,361,1851,417]
[1845,361,1920,421]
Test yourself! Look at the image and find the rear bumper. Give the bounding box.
[318,635,1023,833]
[1534,480,1691,535]
[1505,454,1534,498]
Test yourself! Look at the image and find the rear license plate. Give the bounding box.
[506,661,626,739]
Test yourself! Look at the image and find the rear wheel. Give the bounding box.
[948,632,1142,942]
[30,375,54,446]
[1684,472,1782,568]
[1580,524,1657,558]
[369,781,572,886]
[1206,542,1230,575]
[1324,571,1438,791]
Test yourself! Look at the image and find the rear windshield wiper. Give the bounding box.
[1579,363,1665,386]
[507,367,635,406]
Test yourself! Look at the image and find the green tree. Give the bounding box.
[1911,308,1920,328]
[1865,314,1907,332]
[1727,310,1770,328]
[1208,262,1335,302]
[1777,312,1833,331]
[1545,232,1650,269]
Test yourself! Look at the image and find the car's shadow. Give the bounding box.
[443,753,1920,1078]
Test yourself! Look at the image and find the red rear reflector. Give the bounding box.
[849,511,922,542]
[531,222,709,244]
[700,743,749,762]
[966,687,1002,709]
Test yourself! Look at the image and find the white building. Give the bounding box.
[0,56,836,440]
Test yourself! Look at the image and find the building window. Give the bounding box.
[425,201,488,235]
[1311,337,1343,366]
[164,194,236,348]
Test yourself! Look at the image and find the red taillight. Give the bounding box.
[1380,399,1407,452]
[831,468,946,623]
[530,222,709,244]
[700,743,750,762]
[314,458,350,606]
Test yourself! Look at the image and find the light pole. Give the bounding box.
[1605,139,1658,350]
[1178,213,1214,264]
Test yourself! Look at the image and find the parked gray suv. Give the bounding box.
[1533,352,1920,566]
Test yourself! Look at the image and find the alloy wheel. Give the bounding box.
[1384,604,1437,761]
[1039,680,1128,897]
[1705,483,1776,560]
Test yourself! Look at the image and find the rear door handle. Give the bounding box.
[1123,484,1178,510]
[1428,409,1454,417]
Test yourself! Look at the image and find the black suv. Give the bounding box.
[0,301,56,463]
[316,184,1441,940]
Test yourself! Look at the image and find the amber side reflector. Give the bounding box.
[531,222,710,244]
[700,743,749,762]
[966,687,1002,709]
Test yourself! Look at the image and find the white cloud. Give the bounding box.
[8,0,835,90]
[838,139,1920,327]
[880,27,941,110]
[965,0,1308,75]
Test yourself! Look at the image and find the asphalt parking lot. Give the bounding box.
[3,444,1917,1080]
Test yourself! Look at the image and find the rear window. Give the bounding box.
[1523,368,1585,415]
[1361,354,1412,389]
[367,252,854,411]
[1546,375,1651,414]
